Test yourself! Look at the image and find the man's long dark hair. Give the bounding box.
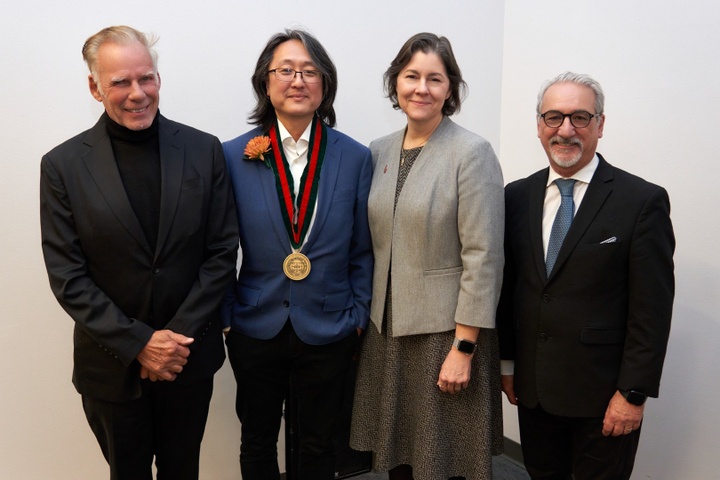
[249,29,338,131]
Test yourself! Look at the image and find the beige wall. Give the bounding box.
[3,1,719,478]
[0,1,503,478]
[498,1,720,478]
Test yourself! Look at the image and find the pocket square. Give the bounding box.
[599,236,617,244]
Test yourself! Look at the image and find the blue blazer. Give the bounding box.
[223,125,373,345]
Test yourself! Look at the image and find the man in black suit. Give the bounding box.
[40,26,238,480]
[498,72,675,480]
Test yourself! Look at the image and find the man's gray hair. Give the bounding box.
[82,26,159,82]
[536,72,604,115]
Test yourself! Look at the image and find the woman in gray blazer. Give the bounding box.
[350,33,505,480]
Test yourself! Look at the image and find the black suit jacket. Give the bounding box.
[497,154,674,417]
[40,114,238,402]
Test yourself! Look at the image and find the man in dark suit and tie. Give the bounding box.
[221,29,373,480]
[498,72,675,480]
[40,26,238,480]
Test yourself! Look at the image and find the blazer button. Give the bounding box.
[539,333,548,342]
[283,300,290,307]
[542,294,551,303]
[153,267,161,274]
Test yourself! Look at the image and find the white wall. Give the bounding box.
[3,1,718,478]
[499,1,720,478]
[0,1,504,479]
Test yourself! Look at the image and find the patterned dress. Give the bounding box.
[349,146,504,480]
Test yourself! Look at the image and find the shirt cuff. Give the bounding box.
[500,360,515,376]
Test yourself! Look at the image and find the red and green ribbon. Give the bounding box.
[267,117,327,250]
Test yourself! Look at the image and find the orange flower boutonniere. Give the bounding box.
[243,135,272,168]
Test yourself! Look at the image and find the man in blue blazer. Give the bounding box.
[40,26,238,480]
[498,72,675,480]
[222,29,373,480]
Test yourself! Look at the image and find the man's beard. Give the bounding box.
[549,135,583,168]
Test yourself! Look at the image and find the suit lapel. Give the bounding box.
[259,150,292,252]
[528,169,550,282]
[390,118,451,214]
[82,116,150,251]
[303,128,341,252]
[405,116,451,179]
[155,116,184,258]
[369,129,403,246]
[378,130,403,205]
[548,156,614,279]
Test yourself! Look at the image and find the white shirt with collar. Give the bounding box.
[276,120,318,249]
[542,154,599,260]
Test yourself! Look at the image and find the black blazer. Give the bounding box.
[497,154,675,417]
[40,114,238,402]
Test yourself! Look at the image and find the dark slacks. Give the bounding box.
[81,376,213,480]
[518,403,641,480]
[226,321,358,480]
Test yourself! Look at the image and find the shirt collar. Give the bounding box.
[277,120,312,155]
[547,153,599,186]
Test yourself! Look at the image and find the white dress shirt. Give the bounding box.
[542,154,599,260]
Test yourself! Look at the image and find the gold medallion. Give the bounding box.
[283,252,311,281]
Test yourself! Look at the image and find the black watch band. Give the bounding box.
[620,389,647,406]
[452,338,477,355]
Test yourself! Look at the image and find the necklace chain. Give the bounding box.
[400,144,424,166]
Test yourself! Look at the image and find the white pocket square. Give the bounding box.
[599,236,617,244]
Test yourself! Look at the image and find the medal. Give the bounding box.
[267,117,327,281]
[283,251,311,280]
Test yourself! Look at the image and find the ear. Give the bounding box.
[156,71,161,90]
[597,113,605,139]
[88,75,103,102]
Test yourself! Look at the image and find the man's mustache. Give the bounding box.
[550,136,582,147]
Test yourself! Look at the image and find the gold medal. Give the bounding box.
[283,251,311,281]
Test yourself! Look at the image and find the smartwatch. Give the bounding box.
[620,389,647,406]
[452,338,477,355]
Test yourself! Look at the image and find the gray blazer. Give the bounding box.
[368,117,504,337]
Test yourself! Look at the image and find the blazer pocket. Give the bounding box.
[422,266,462,330]
[323,290,354,312]
[236,284,262,307]
[574,242,622,275]
[580,327,626,345]
[576,241,622,253]
[423,265,463,277]
[182,176,203,190]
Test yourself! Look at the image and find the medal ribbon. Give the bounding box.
[268,117,327,250]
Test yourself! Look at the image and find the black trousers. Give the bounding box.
[226,321,358,480]
[81,376,214,480]
[518,403,641,480]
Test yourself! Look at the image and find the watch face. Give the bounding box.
[626,391,647,406]
[457,340,475,354]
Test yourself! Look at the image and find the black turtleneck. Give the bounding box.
[105,112,161,252]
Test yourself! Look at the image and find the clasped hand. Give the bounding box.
[137,330,194,382]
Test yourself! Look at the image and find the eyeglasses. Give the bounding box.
[539,110,600,128]
[268,68,322,84]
